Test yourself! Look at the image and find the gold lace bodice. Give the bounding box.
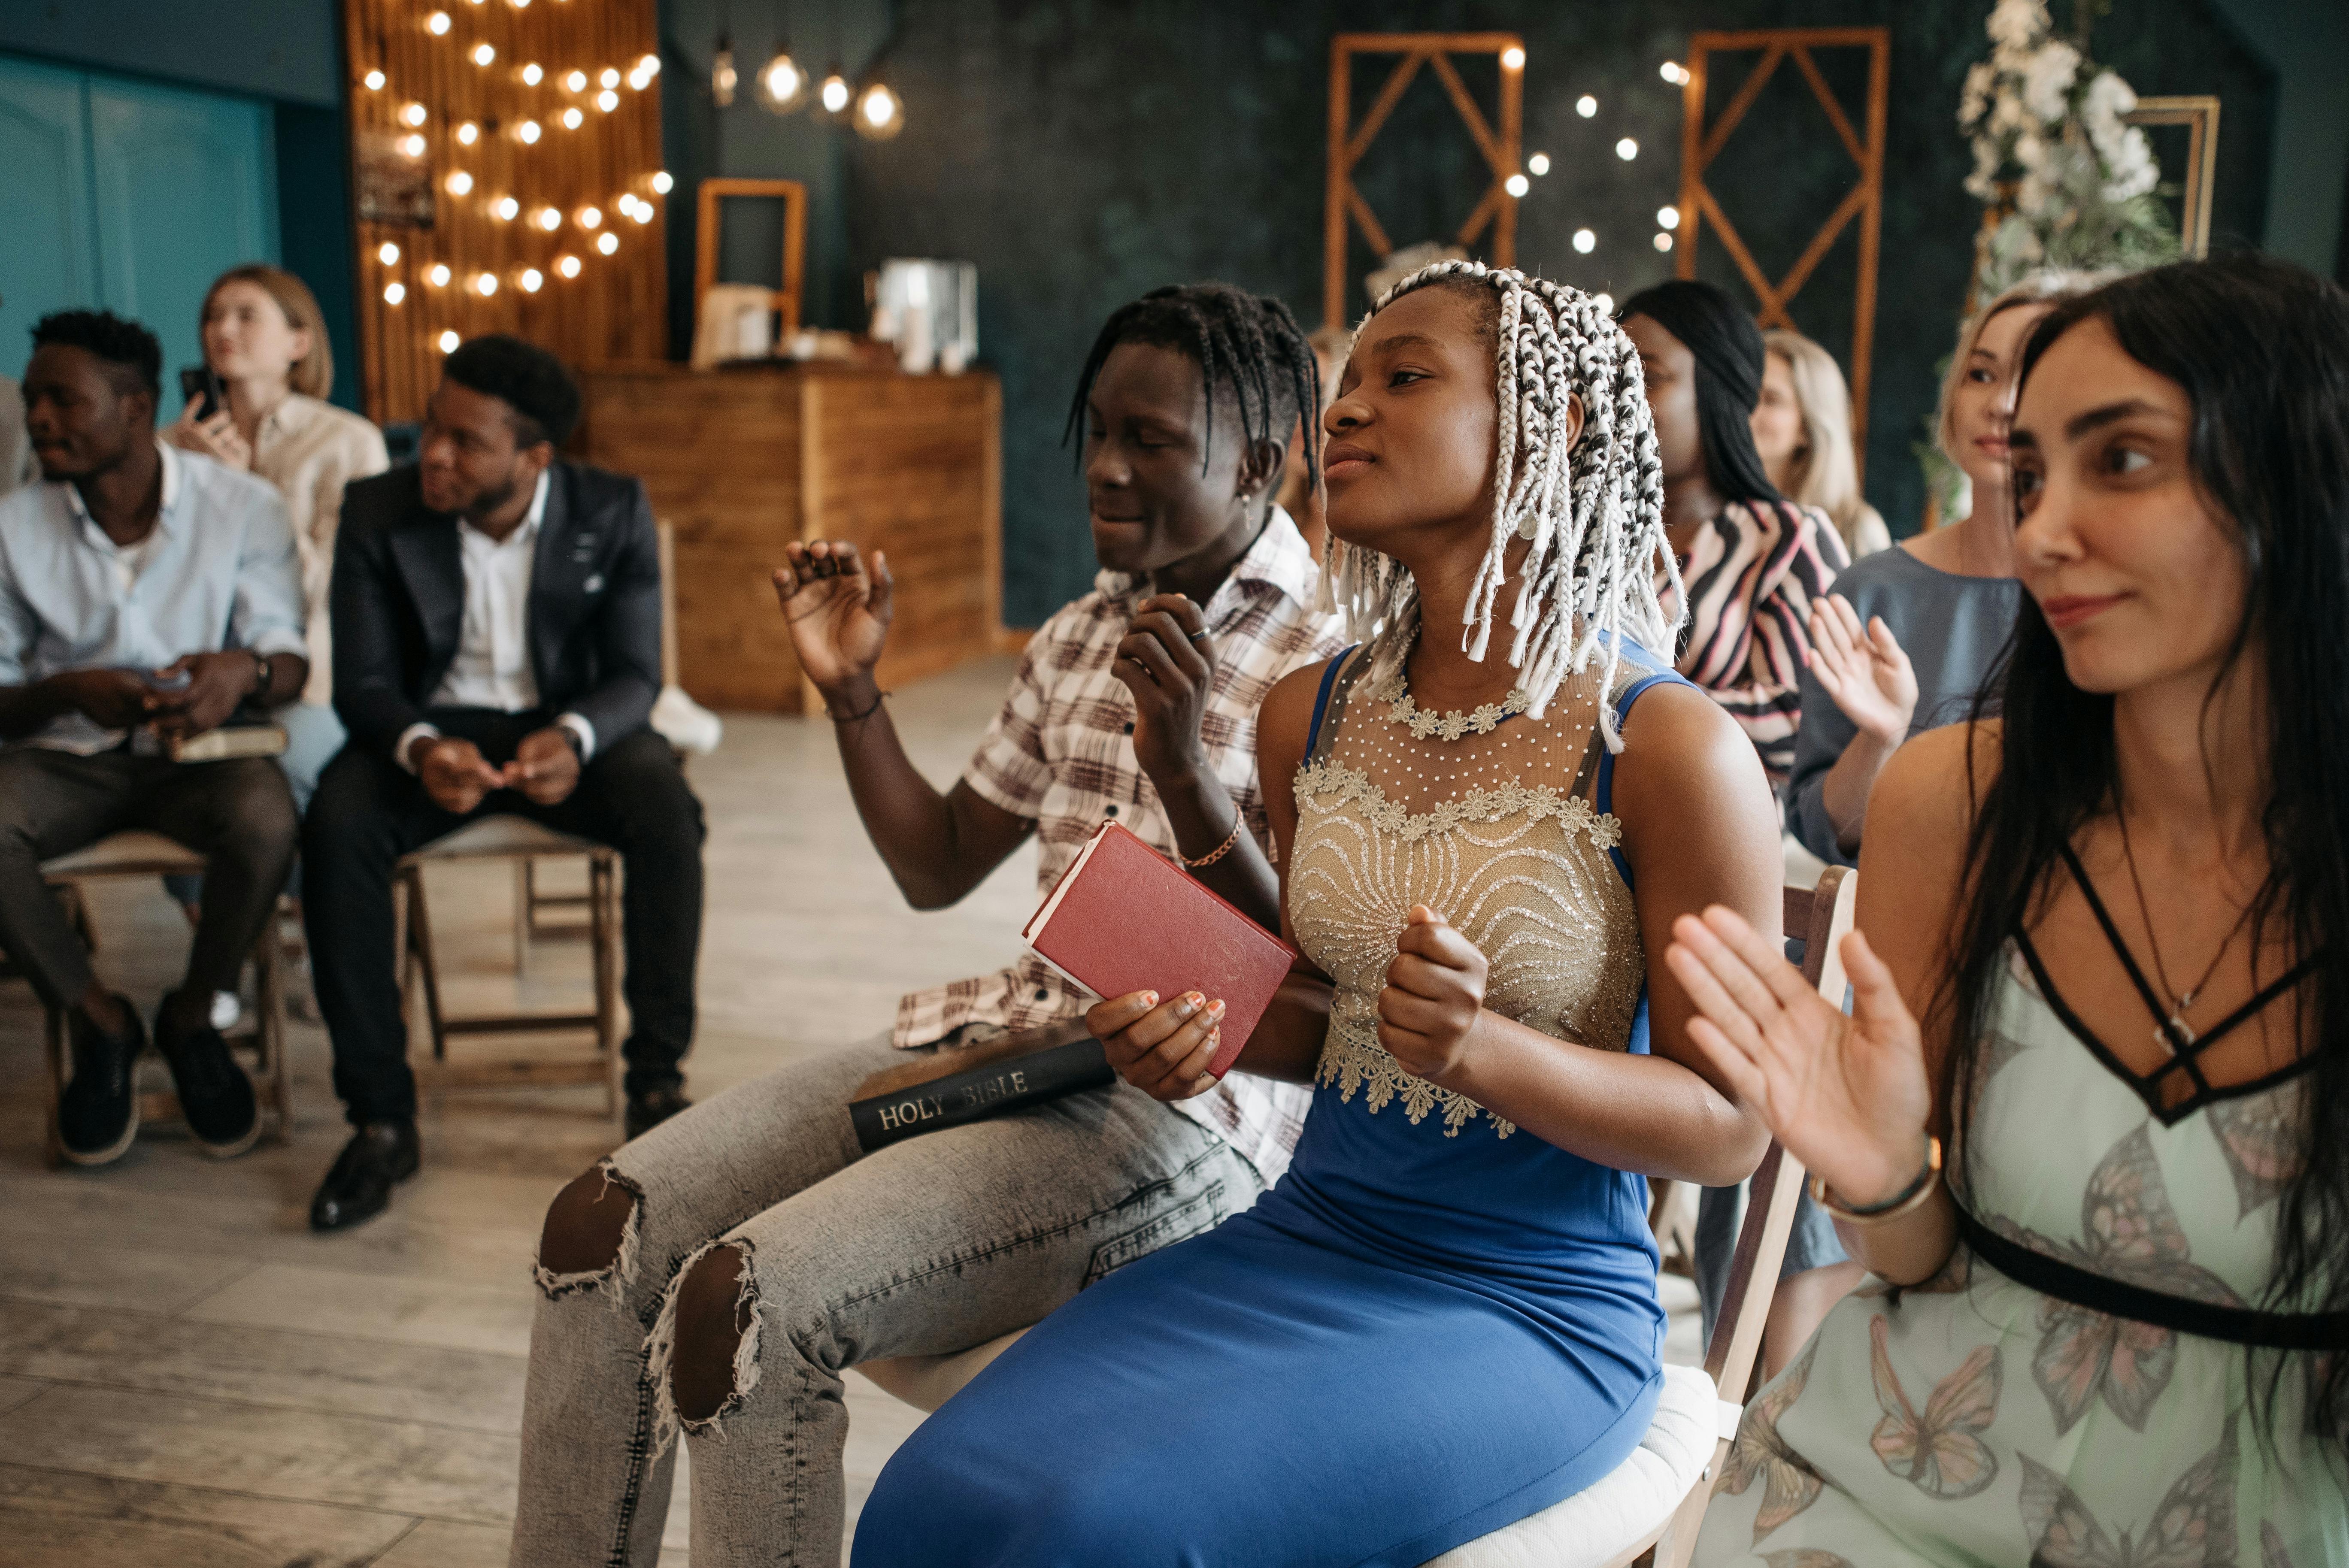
[1287,649,1646,1137]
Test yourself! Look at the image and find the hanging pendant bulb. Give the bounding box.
[815,62,851,119]
[711,33,738,107]
[853,79,904,141]
[756,45,808,114]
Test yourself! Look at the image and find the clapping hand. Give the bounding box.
[773,541,892,700]
[1377,906,1488,1083]
[1110,593,1214,785]
[1664,905,1933,1209]
[1807,596,1916,745]
[1085,988,1226,1102]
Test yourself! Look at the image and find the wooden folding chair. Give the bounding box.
[33,830,296,1166]
[854,869,1861,1568]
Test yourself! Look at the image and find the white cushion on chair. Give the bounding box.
[401,814,601,863]
[1422,1362,1722,1568]
[41,829,207,878]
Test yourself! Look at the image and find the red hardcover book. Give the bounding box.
[1022,821,1297,1078]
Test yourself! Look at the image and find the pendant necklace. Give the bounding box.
[2116,808,2253,1055]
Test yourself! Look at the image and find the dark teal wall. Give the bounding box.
[835,0,2288,626]
[0,2,360,411]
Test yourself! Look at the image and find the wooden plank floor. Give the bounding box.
[0,654,1699,1565]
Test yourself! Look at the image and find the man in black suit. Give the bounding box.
[304,336,704,1231]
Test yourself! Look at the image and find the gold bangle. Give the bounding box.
[1809,1135,1943,1226]
[1181,817,1244,870]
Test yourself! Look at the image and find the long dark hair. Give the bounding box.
[1946,253,2349,1445]
[1616,279,1780,506]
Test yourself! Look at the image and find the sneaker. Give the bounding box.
[57,996,145,1166]
[154,993,261,1158]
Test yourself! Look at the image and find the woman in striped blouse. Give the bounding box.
[1619,281,1846,790]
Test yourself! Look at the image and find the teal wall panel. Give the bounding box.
[0,54,98,372]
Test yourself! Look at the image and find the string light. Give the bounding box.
[474,272,498,297]
[426,10,450,34]
[446,170,473,194]
[384,282,406,305]
[1505,173,1529,197]
[1616,137,1639,160]
[564,69,587,91]
[1660,61,1691,86]
[651,170,673,193]
[438,330,460,351]
[457,121,479,145]
[400,101,427,126]
[377,241,400,264]
[522,63,543,85]
[1528,151,1551,176]
[494,195,520,220]
[596,232,618,255]
[630,202,653,224]
[637,54,661,77]
[517,119,542,143]
[535,205,561,230]
[1654,232,1674,251]
[1576,94,1597,118]
[819,70,850,114]
[398,133,426,157]
[521,267,544,292]
[628,60,656,90]
[756,50,807,113]
[615,194,639,218]
[512,0,530,8]
[472,43,496,67]
[600,67,621,88]
[577,205,601,228]
[1573,228,1596,254]
[596,89,619,112]
[428,263,452,287]
[1500,45,1525,70]
[1657,206,1680,230]
[561,107,584,129]
[855,82,903,140]
[364,69,386,91]
[557,254,581,278]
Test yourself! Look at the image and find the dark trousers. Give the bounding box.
[0,746,297,1011]
[302,710,706,1126]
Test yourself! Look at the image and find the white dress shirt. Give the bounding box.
[0,441,307,753]
[394,471,596,771]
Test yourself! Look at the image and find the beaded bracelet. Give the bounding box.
[1808,1134,1943,1226]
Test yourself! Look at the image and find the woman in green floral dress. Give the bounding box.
[1666,254,2348,1566]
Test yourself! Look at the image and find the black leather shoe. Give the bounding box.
[309,1120,421,1232]
[155,994,261,1158]
[624,1085,692,1141]
[58,996,145,1166]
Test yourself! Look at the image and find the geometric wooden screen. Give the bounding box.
[342,0,668,424]
[1676,28,1888,456]
[1325,31,1523,331]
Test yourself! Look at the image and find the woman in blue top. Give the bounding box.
[852,261,1786,1566]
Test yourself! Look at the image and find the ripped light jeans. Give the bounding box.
[507,1029,1264,1568]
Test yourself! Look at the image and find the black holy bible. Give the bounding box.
[847,1037,1115,1153]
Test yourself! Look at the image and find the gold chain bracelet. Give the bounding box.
[1809,1134,1943,1226]
[1181,816,1244,870]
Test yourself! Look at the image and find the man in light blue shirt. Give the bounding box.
[0,309,310,1165]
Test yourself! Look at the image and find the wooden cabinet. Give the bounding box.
[578,363,1002,712]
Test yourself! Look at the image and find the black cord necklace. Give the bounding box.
[2114,805,2255,1055]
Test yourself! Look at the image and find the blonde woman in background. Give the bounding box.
[166,264,387,812]
[1752,329,1891,560]
[1271,323,1349,560]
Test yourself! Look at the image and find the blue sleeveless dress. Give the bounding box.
[852,645,1686,1567]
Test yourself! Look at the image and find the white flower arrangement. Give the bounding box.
[1958,0,2176,295]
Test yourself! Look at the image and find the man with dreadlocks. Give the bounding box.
[856,261,1784,1566]
[504,282,1343,1567]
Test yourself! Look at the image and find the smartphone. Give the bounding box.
[179,364,225,422]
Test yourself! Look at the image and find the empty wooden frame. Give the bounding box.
[2123,95,2220,258]
[1675,28,1889,454]
[1324,32,1524,330]
[694,176,809,337]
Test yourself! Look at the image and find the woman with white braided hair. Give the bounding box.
[855,261,1785,1566]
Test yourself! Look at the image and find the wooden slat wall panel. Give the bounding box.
[577,366,1002,714]
[344,0,667,424]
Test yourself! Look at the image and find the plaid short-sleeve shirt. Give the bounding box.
[893,508,1345,1185]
